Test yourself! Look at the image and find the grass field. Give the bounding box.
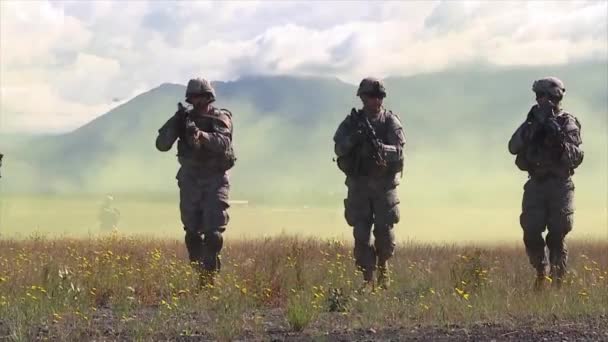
[0,234,606,341]
[0,195,606,340]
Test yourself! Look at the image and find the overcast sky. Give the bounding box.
[1,0,606,133]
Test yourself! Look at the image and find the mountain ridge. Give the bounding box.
[3,62,606,207]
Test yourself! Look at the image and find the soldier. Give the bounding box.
[508,77,584,290]
[333,77,406,291]
[155,77,236,287]
[98,194,120,232]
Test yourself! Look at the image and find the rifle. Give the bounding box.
[176,102,197,132]
[527,103,564,148]
[177,102,191,120]
[351,108,387,168]
[170,102,200,149]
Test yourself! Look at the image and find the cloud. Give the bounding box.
[1,0,606,133]
[0,82,122,133]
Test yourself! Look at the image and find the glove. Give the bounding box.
[175,102,190,121]
[184,118,201,147]
[543,117,564,148]
[544,117,561,137]
[531,102,555,123]
[185,118,198,135]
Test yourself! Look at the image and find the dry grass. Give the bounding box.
[0,233,606,341]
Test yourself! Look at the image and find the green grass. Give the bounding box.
[0,235,606,340]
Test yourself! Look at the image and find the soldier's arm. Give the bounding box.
[508,121,531,155]
[560,115,584,169]
[155,115,182,152]
[191,111,232,153]
[382,113,406,162]
[333,117,357,157]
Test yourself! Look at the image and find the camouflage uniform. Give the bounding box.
[156,78,236,282]
[508,77,584,287]
[333,78,406,287]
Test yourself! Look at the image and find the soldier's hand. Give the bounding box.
[185,119,198,136]
[543,118,563,147]
[531,102,555,123]
[545,117,562,137]
[186,125,200,148]
[175,103,189,120]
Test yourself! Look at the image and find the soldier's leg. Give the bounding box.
[353,223,374,282]
[372,186,399,288]
[546,178,575,287]
[520,179,549,281]
[185,230,204,267]
[201,176,230,275]
[178,169,205,271]
[345,185,374,282]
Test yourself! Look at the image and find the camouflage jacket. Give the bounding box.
[156,105,236,174]
[333,108,406,183]
[508,108,583,179]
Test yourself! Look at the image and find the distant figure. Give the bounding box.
[508,77,584,290]
[155,77,236,287]
[98,195,120,232]
[333,77,406,292]
[0,153,3,179]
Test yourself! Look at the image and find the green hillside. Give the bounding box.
[3,63,607,209]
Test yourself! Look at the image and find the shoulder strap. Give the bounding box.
[199,108,232,130]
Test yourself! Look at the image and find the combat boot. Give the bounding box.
[533,268,549,292]
[534,275,548,292]
[357,268,375,294]
[550,265,565,289]
[357,280,375,295]
[377,262,390,290]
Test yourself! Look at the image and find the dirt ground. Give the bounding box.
[3,308,605,341]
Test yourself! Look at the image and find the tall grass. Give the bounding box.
[0,233,606,340]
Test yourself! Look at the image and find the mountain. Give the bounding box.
[3,62,607,207]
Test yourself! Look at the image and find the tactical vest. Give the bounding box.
[515,112,574,179]
[337,109,404,177]
[177,107,236,173]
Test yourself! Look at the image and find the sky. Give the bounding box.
[1,0,607,133]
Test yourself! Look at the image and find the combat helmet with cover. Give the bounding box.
[532,77,565,101]
[185,78,216,103]
[357,77,386,98]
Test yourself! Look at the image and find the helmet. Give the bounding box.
[532,77,565,99]
[357,77,386,97]
[185,77,216,101]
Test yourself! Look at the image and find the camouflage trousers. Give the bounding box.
[344,178,400,280]
[177,167,230,274]
[520,176,575,278]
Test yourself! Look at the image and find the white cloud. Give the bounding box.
[1,0,606,133]
[0,82,121,133]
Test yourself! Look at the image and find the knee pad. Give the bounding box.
[375,189,400,226]
[204,231,224,251]
[344,195,372,227]
[374,225,396,262]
